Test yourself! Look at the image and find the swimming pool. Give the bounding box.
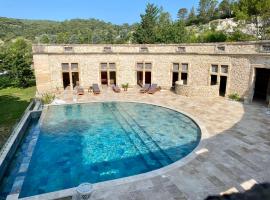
[0,102,201,198]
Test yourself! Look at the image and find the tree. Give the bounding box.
[172,20,189,43]
[156,11,175,43]
[234,0,270,39]
[198,0,218,23]
[133,3,160,43]
[177,8,188,21]
[219,0,233,18]
[186,7,198,25]
[0,38,34,87]
[39,34,50,44]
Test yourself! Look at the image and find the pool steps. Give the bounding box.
[106,103,174,167]
[116,104,174,164]
[105,103,161,168]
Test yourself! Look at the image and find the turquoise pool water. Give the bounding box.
[0,102,201,198]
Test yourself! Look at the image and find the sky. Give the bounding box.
[0,0,199,24]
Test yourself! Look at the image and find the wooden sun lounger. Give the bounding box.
[77,86,84,95]
[112,84,121,93]
[140,84,150,93]
[92,84,100,94]
[147,84,159,94]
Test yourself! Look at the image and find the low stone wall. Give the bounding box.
[175,82,219,97]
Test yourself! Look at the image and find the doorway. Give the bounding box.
[101,71,108,85]
[219,76,227,96]
[72,72,79,87]
[62,72,70,89]
[109,71,116,85]
[172,72,179,87]
[137,71,143,86]
[253,68,270,103]
[145,72,151,84]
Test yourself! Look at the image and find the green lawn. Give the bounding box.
[0,86,36,149]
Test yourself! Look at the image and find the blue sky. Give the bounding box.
[0,0,199,24]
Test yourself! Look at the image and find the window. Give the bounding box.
[181,73,188,84]
[217,45,225,52]
[64,46,73,52]
[104,46,112,53]
[137,63,144,70]
[140,47,149,53]
[211,75,218,85]
[177,46,186,53]
[100,62,116,71]
[262,45,270,52]
[173,63,179,72]
[71,63,78,71]
[172,63,189,86]
[182,63,188,72]
[145,63,152,70]
[211,65,218,73]
[61,63,69,71]
[109,63,116,69]
[101,63,107,70]
[221,65,228,74]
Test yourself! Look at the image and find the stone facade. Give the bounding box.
[32,41,270,101]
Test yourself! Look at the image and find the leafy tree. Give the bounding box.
[186,7,198,25]
[219,0,233,18]
[177,8,188,21]
[133,3,160,43]
[172,20,189,43]
[0,38,34,87]
[156,11,175,43]
[39,34,50,44]
[198,0,219,23]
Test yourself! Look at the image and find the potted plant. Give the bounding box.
[122,83,129,91]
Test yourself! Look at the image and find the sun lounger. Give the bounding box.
[92,84,100,94]
[77,86,84,95]
[147,84,159,94]
[112,84,121,93]
[140,84,150,93]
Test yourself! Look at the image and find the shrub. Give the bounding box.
[41,93,55,104]
[121,83,129,91]
[227,30,256,42]
[228,93,241,101]
[0,75,12,88]
[197,30,227,43]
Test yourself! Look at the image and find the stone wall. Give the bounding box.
[32,42,270,100]
[175,82,219,97]
[33,41,270,55]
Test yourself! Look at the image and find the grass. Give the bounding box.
[0,86,36,149]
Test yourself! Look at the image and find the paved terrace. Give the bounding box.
[55,87,270,200]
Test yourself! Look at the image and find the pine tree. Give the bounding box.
[133,3,160,43]
[187,7,197,25]
[177,8,188,21]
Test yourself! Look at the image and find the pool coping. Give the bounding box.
[6,100,210,200]
[0,100,41,180]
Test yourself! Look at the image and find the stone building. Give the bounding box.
[32,41,270,103]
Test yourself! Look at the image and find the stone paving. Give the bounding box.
[57,86,270,200]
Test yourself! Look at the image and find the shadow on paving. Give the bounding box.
[205,182,270,200]
[189,102,270,200]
